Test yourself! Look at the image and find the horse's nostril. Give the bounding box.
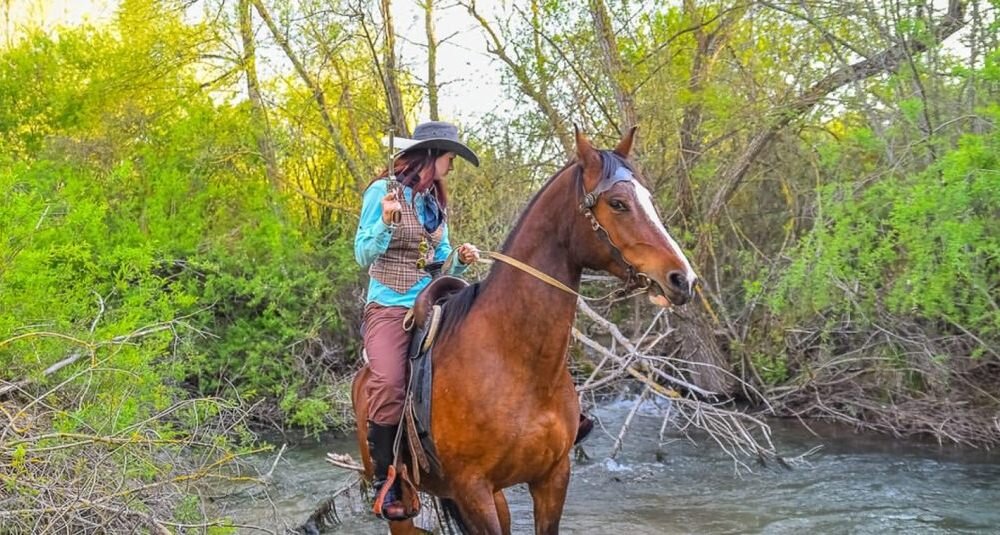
[668,270,688,293]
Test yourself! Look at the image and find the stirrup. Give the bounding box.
[372,465,413,521]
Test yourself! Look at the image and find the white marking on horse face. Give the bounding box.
[632,182,696,284]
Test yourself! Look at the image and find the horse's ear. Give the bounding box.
[575,125,601,175]
[614,126,638,158]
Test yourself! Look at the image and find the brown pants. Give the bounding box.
[363,303,410,426]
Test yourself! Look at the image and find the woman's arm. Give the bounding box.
[434,224,472,276]
[354,181,394,268]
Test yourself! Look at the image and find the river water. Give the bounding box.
[215,399,1000,534]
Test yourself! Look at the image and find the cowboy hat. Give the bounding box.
[382,121,480,167]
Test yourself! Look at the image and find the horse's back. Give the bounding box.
[351,365,369,420]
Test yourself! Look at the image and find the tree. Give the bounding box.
[250,0,365,192]
[380,0,409,136]
[422,0,440,121]
[239,0,283,190]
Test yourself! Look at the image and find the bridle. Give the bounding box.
[466,157,656,302]
[576,159,654,297]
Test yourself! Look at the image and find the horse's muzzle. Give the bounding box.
[647,271,695,307]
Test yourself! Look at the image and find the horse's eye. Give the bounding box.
[608,199,628,212]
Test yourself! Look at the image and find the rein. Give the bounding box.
[454,250,640,302]
[440,248,582,297]
[480,250,577,295]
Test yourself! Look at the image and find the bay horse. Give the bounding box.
[352,127,697,534]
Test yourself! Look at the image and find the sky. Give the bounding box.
[2,0,116,35]
[1,0,508,123]
[393,1,509,123]
[6,0,973,126]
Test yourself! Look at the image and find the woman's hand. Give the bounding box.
[456,243,480,265]
[381,192,402,225]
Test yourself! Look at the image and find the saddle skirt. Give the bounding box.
[402,275,468,482]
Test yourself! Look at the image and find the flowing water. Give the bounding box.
[215,399,1000,534]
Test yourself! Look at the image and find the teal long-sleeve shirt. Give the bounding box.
[354,180,468,307]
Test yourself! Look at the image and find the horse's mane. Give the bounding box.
[603,149,642,186]
[436,161,572,341]
[497,160,577,254]
[437,150,637,340]
[437,280,481,343]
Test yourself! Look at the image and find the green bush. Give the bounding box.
[0,21,360,441]
[773,119,1000,356]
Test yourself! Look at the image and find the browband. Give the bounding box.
[581,165,635,208]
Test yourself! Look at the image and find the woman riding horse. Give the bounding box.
[353,126,694,534]
[354,121,482,520]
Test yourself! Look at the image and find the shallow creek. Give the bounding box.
[214,399,1000,534]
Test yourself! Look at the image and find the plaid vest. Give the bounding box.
[369,192,444,293]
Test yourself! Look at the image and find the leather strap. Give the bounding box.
[481,251,641,302]
[484,251,579,297]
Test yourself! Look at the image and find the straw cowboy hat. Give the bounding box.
[383,121,480,167]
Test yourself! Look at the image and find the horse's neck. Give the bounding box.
[478,171,583,370]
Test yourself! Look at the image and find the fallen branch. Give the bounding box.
[573,327,709,397]
[573,300,785,471]
[0,322,177,398]
[0,313,264,534]
[325,452,365,473]
[263,443,287,481]
[295,473,362,534]
[609,385,650,459]
[770,309,1000,448]
[0,350,86,397]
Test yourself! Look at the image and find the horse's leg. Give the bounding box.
[494,490,511,535]
[388,519,422,534]
[448,484,505,534]
[528,457,571,535]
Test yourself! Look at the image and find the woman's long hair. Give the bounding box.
[373,149,448,209]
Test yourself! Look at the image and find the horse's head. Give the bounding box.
[574,127,697,307]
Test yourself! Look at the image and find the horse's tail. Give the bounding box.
[438,498,470,535]
[351,366,374,482]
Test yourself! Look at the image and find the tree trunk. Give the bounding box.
[238,0,282,191]
[667,1,745,216]
[423,0,440,121]
[673,0,969,398]
[672,300,735,396]
[466,0,575,156]
[700,0,968,248]
[588,0,637,131]
[380,0,409,136]
[331,59,368,165]
[250,0,365,193]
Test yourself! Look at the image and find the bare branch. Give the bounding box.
[249,0,366,192]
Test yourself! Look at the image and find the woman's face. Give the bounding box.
[434,152,457,180]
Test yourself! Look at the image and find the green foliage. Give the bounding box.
[0,6,360,434]
[751,351,789,385]
[773,117,1000,353]
[0,6,365,527]
[2,0,998,519]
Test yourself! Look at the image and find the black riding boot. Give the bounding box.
[575,413,594,444]
[367,422,407,520]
